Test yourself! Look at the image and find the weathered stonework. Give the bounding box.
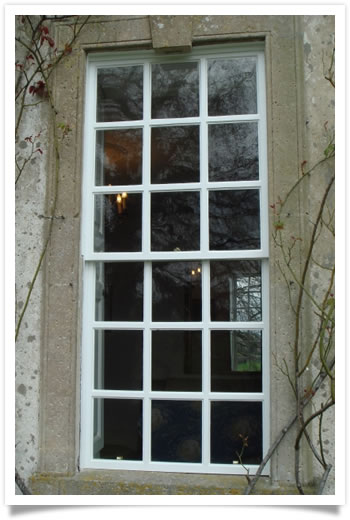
[150,15,193,52]
[15,14,335,495]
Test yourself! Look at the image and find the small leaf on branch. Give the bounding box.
[46,36,55,48]
[324,143,335,158]
[301,160,308,175]
[28,80,46,97]
[274,220,284,231]
[63,43,73,55]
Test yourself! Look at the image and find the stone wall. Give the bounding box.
[15,14,335,495]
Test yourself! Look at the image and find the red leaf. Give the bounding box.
[28,80,46,96]
[36,148,43,155]
[25,136,33,143]
[46,36,55,48]
[63,43,72,55]
[26,54,35,61]
[40,25,49,34]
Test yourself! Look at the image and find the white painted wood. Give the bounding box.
[81,45,269,474]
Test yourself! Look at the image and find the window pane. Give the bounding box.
[208,57,257,116]
[209,123,259,182]
[95,129,142,186]
[94,399,142,460]
[152,262,202,321]
[210,260,262,321]
[97,66,143,122]
[152,62,199,119]
[209,190,260,250]
[151,126,199,184]
[151,192,200,251]
[94,193,142,252]
[152,400,202,462]
[211,401,262,464]
[152,331,202,391]
[95,262,143,321]
[211,330,262,392]
[94,330,143,390]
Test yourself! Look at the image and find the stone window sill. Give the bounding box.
[30,470,315,495]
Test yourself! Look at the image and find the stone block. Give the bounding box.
[150,16,193,52]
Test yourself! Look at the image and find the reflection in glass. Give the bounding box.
[152,62,199,119]
[95,129,142,186]
[209,123,259,182]
[94,330,143,390]
[151,192,200,251]
[152,331,202,391]
[94,399,142,460]
[152,400,202,462]
[210,260,261,321]
[209,190,260,250]
[94,193,142,252]
[151,126,199,184]
[152,262,202,321]
[97,66,143,122]
[210,401,262,464]
[211,331,262,392]
[208,58,257,116]
[95,262,143,321]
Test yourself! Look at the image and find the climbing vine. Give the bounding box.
[15,14,90,494]
[242,50,335,495]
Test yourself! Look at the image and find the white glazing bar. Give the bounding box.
[148,392,204,400]
[93,321,145,329]
[80,263,97,467]
[81,63,98,257]
[261,258,270,464]
[143,61,152,464]
[257,52,269,257]
[151,322,203,330]
[150,117,201,126]
[208,321,264,330]
[143,261,152,464]
[143,62,151,255]
[200,56,209,255]
[149,183,200,192]
[208,393,264,401]
[92,390,145,399]
[92,186,144,194]
[83,249,268,262]
[205,181,262,190]
[206,114,260,123]
[94,120,145,130]
[202,260,211,465]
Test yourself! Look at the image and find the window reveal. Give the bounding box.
[81,46,269,474]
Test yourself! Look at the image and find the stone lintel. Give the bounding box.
[150,15,193,52]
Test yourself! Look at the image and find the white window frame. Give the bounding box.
[80,43,270,475]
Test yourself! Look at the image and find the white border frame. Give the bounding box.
[80,43,270,475]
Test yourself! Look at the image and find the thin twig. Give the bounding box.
[317,464,333,494]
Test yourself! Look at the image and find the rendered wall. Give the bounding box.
[15,14,335,495]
